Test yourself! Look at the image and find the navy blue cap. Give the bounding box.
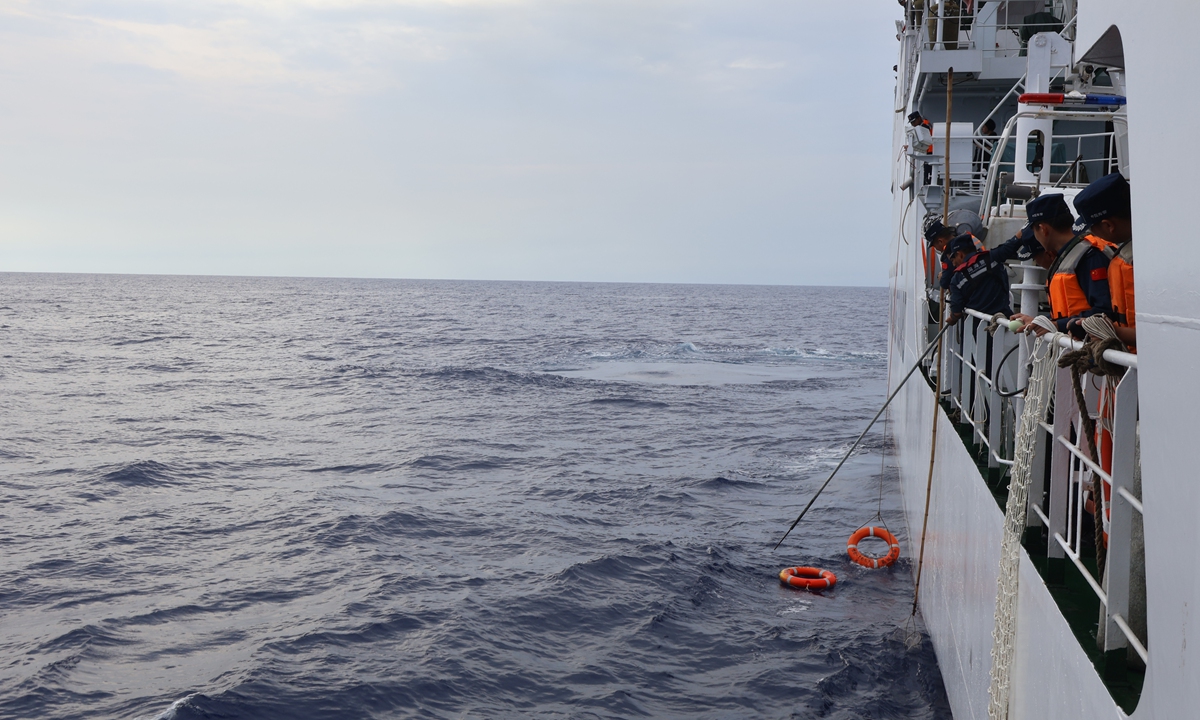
[908,111,923,123]
[946,233,977,258]
[924,219,954,243]
[1072,173,1130,233]
[1025,193,1071,226]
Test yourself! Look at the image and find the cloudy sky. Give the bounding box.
[0,1,901,285]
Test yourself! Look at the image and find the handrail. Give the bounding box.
[961,308,1137,369]
[1117,486,1144,515]
[981,108,1125,222]
[943,302,1146,662]
[1113,614,1150,664]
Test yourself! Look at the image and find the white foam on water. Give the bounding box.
[134,693,199,720]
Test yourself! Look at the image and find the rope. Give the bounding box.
[985,312,1008,336]
[773,323,951,550]
[1080,314,1128,370]
[1056,319,1125,581]
[911,288,949,618]
[987,334,1060,720]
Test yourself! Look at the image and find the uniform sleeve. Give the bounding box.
[989,236,1022,264]
[939,261,954,289]
[949,272,966,314]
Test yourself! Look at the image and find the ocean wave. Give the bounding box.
[693,475,766,490]
[135,693,200,720]
[112,335,191,346]
[95,460,188,488]
[0,277,946,720]
[588,397,669,409]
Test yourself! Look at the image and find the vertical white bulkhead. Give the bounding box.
[1013,32,1073,186]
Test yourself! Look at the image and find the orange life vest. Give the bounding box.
[922,119,934,154]
[1109,241,1135,329]
[1047,234,1117,319]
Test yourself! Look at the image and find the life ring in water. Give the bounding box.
[779,566,837,590]
[847,526,901,568]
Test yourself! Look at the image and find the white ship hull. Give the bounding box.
[888,359,1122,719]
[886,2,1200,718]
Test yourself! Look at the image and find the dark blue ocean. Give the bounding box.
[0,274,950,720]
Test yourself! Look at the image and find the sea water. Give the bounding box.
[0,274,950,719]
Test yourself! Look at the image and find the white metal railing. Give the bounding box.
[909,0,1072,54]
[981,109,1125,223]
[910,123,1115,199]
[939,308,1145,663]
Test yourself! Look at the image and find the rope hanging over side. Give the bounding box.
[1057,318,1126,580]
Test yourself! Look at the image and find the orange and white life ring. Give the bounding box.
[779,566,837,590]
[847,526,901,569]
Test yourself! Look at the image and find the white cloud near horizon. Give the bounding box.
[0,0,901,285]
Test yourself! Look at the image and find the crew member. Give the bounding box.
[945,233,1014,325]
[924,220,956,290]
[926,219,984,291]
[1073,173,1135,347]
[908,111,935,185]
[1012,193,1116,337]
[908,111,934,153]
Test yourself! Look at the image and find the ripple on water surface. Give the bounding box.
[0,275,949,720]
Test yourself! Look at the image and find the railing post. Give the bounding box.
[1013,263,1046,427]
[1104,368,1139,653]
[950,324,963,411]
[1046,364,1077,582]
[960,323,975,425]
[987,329,1005,475]
[1027,394,1050,528]
[975,318,990,451]
[935,2,943,49]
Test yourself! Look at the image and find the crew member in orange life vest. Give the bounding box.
[908,111,935,185]
[1012,193,1116,338]
[907,112,934,154]
[1072,173,1135,347]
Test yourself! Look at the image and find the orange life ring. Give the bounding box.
[779,566,837,590]
[847,526,901,568]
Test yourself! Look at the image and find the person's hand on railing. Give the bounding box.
[947,312,963,326]
[1009,313,1046,336]
[1011,314,1063,337]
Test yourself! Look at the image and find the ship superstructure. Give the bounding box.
[888,2,1200,718]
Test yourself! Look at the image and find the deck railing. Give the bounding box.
[939,305,1146,664]
[907,0,1074,54]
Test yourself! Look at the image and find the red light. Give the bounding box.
[1018,93,1065,105]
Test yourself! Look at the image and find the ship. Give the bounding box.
[887,2,1199,718]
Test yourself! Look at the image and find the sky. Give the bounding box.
[0,1,902,286]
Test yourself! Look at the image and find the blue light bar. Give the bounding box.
[1084,94,1127,105]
